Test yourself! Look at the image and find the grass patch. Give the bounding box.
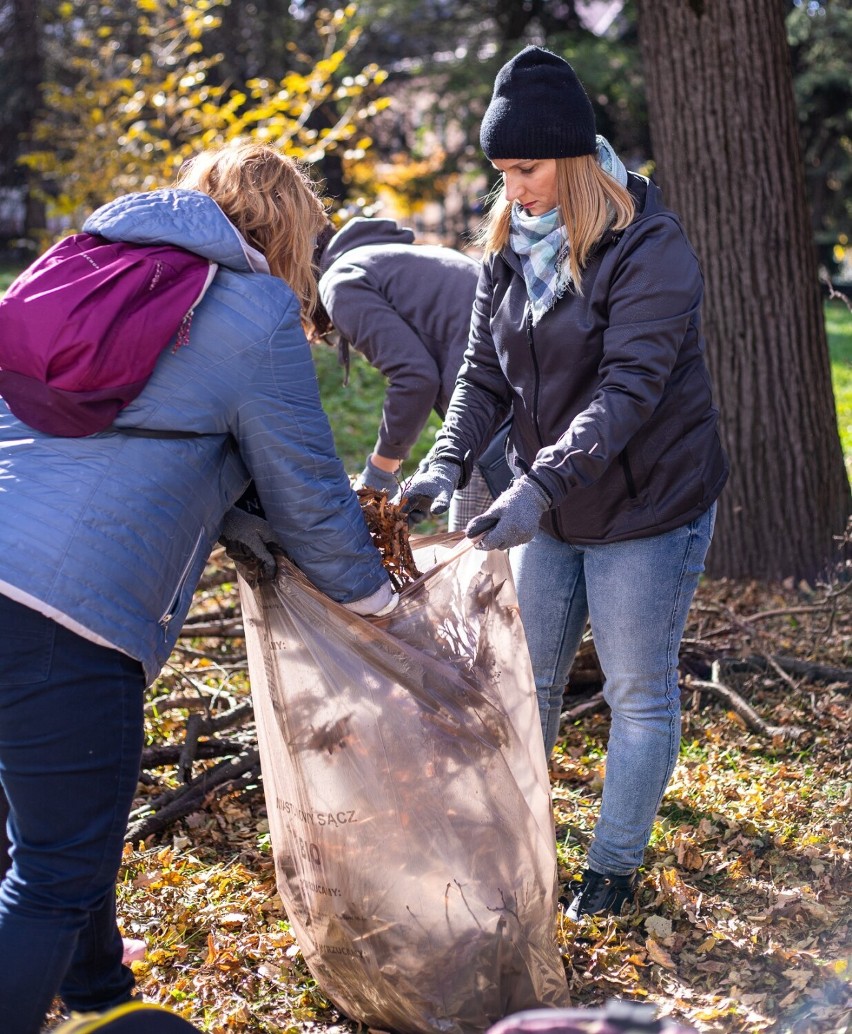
[826,298,852,478]
[312,342,443,478]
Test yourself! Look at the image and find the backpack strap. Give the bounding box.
[107,428,206,438]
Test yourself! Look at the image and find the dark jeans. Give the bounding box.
[0,594,146,1034]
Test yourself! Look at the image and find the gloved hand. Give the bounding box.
[353,455,400,496]
[465,476,551,551]
[342,578,400,617]
[400,459,461,525]
[219,507,278,580]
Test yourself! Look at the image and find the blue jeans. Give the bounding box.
[510,505,716,874]
[0,595,145,1034]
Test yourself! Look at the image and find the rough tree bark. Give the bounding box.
[636,0,850,582]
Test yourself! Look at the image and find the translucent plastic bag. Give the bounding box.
[239,534,570,1034]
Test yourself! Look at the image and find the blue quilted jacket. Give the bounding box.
[0,188,389,684]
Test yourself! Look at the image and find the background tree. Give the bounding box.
[0,0,45,242]
[636,0,850,582]
[787,0,852,277]
[22,0,388,225]
[202,0,359,200]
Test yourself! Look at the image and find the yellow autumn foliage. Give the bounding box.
[22,0,389,225]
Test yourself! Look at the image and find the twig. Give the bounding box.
[561,691,608,723]
[819,266,852,312]
[686,663,804,740]
[178,618,244,638]
[126,750,261,843]
[739,604,836,623]
[721,654,852,692]
[140,738,248,768]
[178,712,205,783]
[170,643,247,665]
[175,703,256,781]
[182,606,242,626]
[763,652,798,691]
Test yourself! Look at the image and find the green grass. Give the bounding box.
[312,342,443,478]
[826,298,852,477]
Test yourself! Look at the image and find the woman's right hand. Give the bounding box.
[399,459,462,524]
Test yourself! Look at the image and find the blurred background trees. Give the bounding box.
[3,0,847,267]
[0,0,849,581]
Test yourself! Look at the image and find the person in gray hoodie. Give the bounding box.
[315,217,511,530]
[0,143,396,1034]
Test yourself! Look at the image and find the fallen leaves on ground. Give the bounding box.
[43,563,851,1034]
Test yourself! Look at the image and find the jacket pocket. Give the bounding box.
[158,528,206,636]
[0,596,56,686]
[619,449,638,499]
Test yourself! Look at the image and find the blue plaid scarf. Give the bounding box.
[509,135,628,325]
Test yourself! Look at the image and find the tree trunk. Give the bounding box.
[636,0,850,582]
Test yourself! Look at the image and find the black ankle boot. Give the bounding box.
[560,867,638,921]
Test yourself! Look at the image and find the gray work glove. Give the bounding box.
[465,476,551,551]
[400,458,461,526]
[219,507,278,580]
[342,579,399,617]
[353,455,400,497]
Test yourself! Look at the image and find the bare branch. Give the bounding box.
[686,665,805,740]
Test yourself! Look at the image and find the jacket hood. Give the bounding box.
[319,217,416,274]
[83,188,270,274]
[634,173,663,219]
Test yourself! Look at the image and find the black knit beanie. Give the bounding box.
[480,46,597,160]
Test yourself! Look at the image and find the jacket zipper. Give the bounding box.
[159,528,205,637]
[526,307,564,538]
[526,308,546,449]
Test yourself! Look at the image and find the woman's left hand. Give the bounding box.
[465,477,551,551]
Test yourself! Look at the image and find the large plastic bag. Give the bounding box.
[238,533,570,1034]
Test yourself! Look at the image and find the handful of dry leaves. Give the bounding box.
[357,487,422,590]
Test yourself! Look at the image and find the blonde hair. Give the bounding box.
[176,143,330,329]
[475,154,635,294]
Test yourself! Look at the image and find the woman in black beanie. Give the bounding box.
[404,46,728,921]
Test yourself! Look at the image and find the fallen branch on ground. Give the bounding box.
[126,750,261,844]
[686,663,805,740]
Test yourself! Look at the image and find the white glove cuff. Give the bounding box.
[342,579,398,616]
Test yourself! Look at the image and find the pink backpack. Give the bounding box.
[0,232,216,436]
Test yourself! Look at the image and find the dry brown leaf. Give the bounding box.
[645,937,678,971]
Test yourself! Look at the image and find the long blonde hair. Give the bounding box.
[475,154,635,294]
[176,143,330,328]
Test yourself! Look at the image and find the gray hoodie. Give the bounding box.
[318,217,480,460]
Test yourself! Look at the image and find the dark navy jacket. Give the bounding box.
[433,175,728,543]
